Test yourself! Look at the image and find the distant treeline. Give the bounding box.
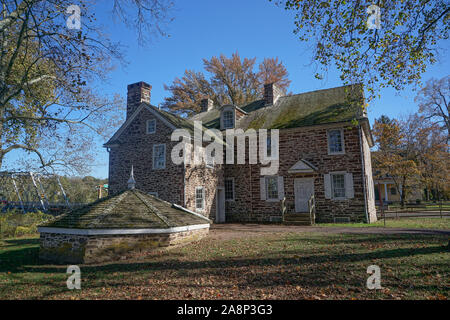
[58,176,108,203]
[0,175,108,204]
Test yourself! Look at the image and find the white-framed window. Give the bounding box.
[325,171,354,200]
[222,110,234,129]
[331,173,346,199]
[265,176,279,200]
[148,192,158,197]
[146,119,156,134]
[153,144,166,169]
[327,128,345,154]
[195,187,205,211]
[260,176,284,201]
[267,136,272,157]
[224,178,234,201]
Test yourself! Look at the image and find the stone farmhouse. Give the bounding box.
[104,81,377,224]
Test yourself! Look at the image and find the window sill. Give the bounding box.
[328,151,345,155]
[331,197,348,201]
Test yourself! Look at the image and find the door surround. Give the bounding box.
[216,187,226,223]
[294,178,314,213]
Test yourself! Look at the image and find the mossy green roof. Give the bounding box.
[190,84,366,130]
[41,189,210,229]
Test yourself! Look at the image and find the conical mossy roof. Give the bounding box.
[42,189,210,229]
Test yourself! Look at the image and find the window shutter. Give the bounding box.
[260,177,266,200]
[324,174,331,199]
[278,176,284,200]
[345,173,354,199]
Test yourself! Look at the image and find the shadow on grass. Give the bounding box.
[271,233,448,245]
[3,238,40,246]
[0,239,40,272]
[19,243,448,275]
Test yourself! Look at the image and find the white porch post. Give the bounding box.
[384,183,388,202]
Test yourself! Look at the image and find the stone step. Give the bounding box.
[283,221,312,226]
[283,214,311,221]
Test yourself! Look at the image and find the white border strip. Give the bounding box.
[171,204,212,222]
[38,224,210,235]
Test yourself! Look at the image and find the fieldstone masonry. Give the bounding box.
[106,81,377,224]
[39,228,209,264]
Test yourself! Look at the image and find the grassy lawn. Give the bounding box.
[320,218,450,230]
[0,231,448,300]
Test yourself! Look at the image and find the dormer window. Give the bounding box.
[222,110,234,129]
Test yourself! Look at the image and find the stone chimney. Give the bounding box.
[127,81,151,119]
[200,98,214,112]
[264,83,284,106]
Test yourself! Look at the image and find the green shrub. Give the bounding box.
[0,210,54,239]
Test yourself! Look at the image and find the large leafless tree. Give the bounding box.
[415,76,449,143]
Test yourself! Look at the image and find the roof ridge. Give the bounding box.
[132,190,172,228]
[276,83,363,101]
[86,191,128,228]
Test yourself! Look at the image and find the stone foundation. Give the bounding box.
[39,228,209,264]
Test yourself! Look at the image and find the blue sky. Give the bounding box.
[5,0,450,178]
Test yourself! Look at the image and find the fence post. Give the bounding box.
[280,197,286,222]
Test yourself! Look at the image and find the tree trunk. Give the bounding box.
[399,176,406,208]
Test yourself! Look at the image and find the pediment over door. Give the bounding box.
[287,159,318,174]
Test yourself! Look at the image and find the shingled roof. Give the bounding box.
[41,189,210,229]
[191,84,366,130]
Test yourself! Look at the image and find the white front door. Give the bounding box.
[216,188,225,223]
[294,178,314,213]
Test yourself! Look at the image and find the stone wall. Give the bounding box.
[108,107,185,205]
[225,123,370,223]
[39,228,209,264]
[184,163,224,221]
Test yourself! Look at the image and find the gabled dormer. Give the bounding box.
[219,105,247,130]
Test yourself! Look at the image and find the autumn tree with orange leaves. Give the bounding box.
[163,52,291,115]
[373,116,420,207]
[373,114,449,206]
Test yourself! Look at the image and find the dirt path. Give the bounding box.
[209,223,450,241]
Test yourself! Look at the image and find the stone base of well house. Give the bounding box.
[39,228,209,264]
